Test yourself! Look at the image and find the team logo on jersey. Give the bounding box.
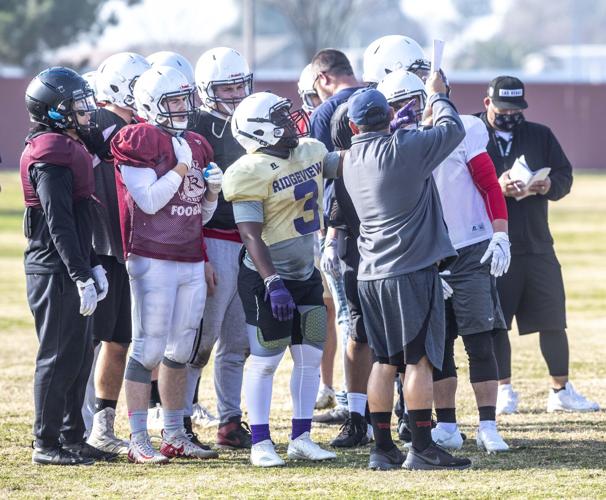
[179,160,206,203]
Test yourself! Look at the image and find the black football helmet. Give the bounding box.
[25,67,97,133]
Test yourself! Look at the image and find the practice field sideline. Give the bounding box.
[0,171,604,498]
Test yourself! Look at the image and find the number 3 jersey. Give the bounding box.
[223,138,339,280]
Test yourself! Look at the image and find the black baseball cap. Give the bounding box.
[487,76,528,110]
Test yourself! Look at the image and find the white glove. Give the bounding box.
[91,265,109,301]
[172,136,193,169]
[203,162,223,194]
[76,278,98,316]
[480,232,511,277]
[439,270,454,300]
[320,239,341,279]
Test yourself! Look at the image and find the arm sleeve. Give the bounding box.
[400,94,466,179]
[120,165,182,215]
[467,152,508,221]
[32,164,93,283]
[233,200,264,224]
[201,197,218,225]
[545,128,573,201]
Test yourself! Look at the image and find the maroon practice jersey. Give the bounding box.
[111,123,213,262]
[21,132,94,207]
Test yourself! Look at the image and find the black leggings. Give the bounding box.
[433,332,498,383]
[492,329,569,379]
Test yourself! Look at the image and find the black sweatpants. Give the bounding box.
[26,272,94,448]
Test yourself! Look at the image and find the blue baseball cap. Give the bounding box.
[348,88,391,126]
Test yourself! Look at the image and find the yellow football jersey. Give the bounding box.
[223,138,328,246]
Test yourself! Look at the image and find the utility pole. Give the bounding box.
[243,0,255,71]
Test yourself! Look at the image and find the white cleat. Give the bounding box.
[547,382,600,413]
[287,432,337,461]
[431,425,464,450]
[191,403,220,428]
[86,407,129,455]
[250,439,285,467]
[127,432,169,464]
[476,424,509,453]
[160,429,219,459]
[147,404,164,430]
[315,385,337,410]
[496,384,519,415]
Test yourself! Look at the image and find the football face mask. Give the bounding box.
[157,89,195,131]
[268,101,310,148]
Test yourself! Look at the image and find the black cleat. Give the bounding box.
[403,442,471,471]
[183,417,216,453]
[63,441,118,462]
[216,416,252,449]
[32,443,94,466]
[368,445,405,470]
[331,412,370,448]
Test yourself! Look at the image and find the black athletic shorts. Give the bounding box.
[238,264,324,345]
[91,255,132,344]
[496,252,567,335]
[343,262,367,343]
[357,265,445,371]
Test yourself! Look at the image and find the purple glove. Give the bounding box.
[264,277,296,321]
[389,98,417,133]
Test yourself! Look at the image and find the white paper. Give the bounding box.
[431,39,445,73]
[509,155,551,200]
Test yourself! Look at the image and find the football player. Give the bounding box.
[111,65,222,464]
[378,69,511,453]
[79,52,150,455]
[21,67,116,465]
[147,51,195,87]
[182,46,254,449]
[223,91,342,467]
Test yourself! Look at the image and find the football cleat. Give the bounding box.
[191,403,220,428]
[547,382,600,412]
[32,443,94,466]
[496,384,519,415]
[368,445,405,471]
[250,439,285,467]
[403,443,471,471]
[86,407,129,455]
[476,424,510,453]
[330,412,370,448]
[431,425,464,450]
[315,385,337,410]
[216,417,252,449]
[127,433,169,464]
[160,429,219,459]
[287,432,336,461]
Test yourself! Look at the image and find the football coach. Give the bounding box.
[478,76,598,414]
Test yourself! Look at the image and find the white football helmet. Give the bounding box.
[147,51,195,87]
[297,64,319,113]
[81,71,97,97]
[134,66,195,131]
[231,92,308,153]
[363,35,430,85]
[95,52,150,109]
[195,47,253,116]
[377,69,427,120]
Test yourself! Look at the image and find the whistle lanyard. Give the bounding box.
[493,132,513,158]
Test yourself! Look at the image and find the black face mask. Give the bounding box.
[493,111,524,131]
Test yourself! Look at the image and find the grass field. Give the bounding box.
[0,170,605,499]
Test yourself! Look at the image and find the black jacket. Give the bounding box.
[24,164,98,281]
[477,113,573,255]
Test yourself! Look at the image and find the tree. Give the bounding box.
[0,0,140,69]
[258,0,366,61]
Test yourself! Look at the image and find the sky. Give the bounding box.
[95,0,239,50]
